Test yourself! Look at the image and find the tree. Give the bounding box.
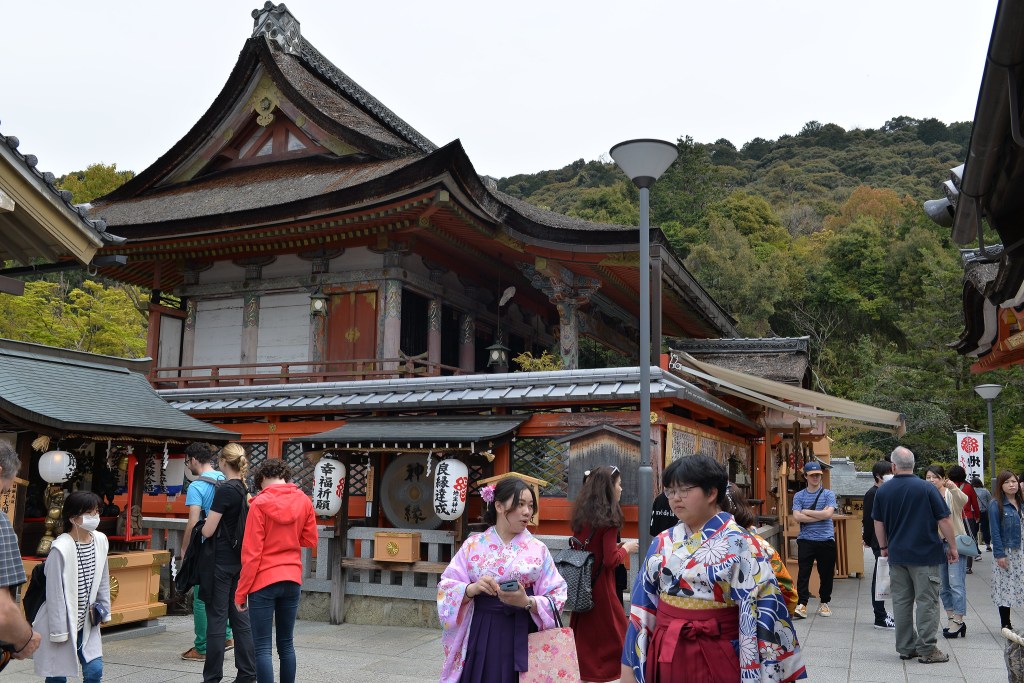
[56,163,134,204]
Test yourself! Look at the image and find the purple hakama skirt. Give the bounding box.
[459,592,534,683]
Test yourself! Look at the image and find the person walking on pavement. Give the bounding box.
[924,465,969,639]
[791,460,837,619]
[973,476,994,551]
[198,443,255,682]
[873,447,960,664]
[949,466,981,573]
[862,460,895,630]
[179,442,232,662]
[989,470,1024,631]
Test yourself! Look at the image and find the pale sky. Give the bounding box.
[1,0,1000,181]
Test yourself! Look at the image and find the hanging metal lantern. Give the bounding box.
[432,458,468,521]
[312,454,345,516]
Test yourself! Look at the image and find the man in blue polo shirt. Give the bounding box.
[873,446,959,665]
[791,460,837,619]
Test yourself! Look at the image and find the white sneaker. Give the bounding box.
[793,604,807,619]
[817,603,833,617]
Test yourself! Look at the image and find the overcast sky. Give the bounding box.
[0,0,1000,181]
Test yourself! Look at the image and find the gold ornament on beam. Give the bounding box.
[250,82,281,127]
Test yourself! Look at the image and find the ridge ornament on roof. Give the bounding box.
[252,2,301,56]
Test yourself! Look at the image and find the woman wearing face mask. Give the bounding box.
[33,491,111,683]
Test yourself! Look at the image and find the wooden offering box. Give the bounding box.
[373,531,421,562]
[23,550,170,627]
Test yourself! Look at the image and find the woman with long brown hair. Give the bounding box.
[569,465,639,683]
[989,470,1024,631]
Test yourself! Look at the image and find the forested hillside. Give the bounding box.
[500,117,1023,471]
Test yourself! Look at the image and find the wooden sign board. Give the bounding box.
[1,477,28,523]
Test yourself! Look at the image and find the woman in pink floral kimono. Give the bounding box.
[437,477,567,683]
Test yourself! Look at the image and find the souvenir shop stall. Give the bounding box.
[0,340,237,626]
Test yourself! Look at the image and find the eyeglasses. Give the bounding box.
[664,485,699,498]
[583,465,620,478]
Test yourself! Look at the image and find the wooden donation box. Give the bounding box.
[373,531,421,562]
[23,550,171,627]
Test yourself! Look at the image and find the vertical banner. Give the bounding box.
[955,430,985,483]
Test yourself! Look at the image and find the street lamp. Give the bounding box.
[974,383,1002,485]
[610,139,678,559]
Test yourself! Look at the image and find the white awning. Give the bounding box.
[668,352,906,437]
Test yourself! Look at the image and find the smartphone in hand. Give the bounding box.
[499,580,519,592]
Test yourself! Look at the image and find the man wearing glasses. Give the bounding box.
[791,460,837,619]
[0,442,41,668]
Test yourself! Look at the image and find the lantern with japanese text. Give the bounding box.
[432,458,468,521]
[164,454,187,497]
[144,454,162,495]
[39,450,76,484]
[312,454,345,516]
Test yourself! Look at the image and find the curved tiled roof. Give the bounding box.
[0,125,125,247]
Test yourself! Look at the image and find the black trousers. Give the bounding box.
[796,538,837,605]
[204,564,257,683]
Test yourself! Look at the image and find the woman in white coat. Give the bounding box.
[33,491,111,682]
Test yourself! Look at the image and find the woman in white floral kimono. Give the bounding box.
[621,455,806,683]
[437,477,567,683]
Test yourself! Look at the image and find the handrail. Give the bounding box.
[149,357,469,389]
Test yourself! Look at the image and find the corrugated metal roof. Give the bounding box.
[292,416,527,449]
[0,347,238,441]
[159,367,758,430]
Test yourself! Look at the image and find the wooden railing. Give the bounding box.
[149,357,468,389]
[145,518,785,609]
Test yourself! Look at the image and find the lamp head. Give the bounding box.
[974,383,1003,401]
[609,139,679,188]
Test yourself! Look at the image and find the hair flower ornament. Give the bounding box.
[480,484,495,503]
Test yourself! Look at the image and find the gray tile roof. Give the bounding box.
[828,457,874,497]
[0,346,237,441]
[292,416,527,450]
[159,366,760,431]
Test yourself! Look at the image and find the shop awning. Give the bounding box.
[669,352,906,437]
[291,416,528,452]
[0,345,238,442]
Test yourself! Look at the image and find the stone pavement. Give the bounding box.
[4,547,1020,681]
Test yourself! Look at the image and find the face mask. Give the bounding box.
[882,474,894,483]
[77,514,100,532]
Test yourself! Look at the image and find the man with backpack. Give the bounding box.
[179,442,232,662]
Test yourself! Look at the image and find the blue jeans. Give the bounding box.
[248,580,300,683]
[45,630,102,683]
[938,546,967,616]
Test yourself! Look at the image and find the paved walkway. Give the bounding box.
[4,548,1019,681]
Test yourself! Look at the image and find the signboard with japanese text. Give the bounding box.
[956,430,985,483]
[0,477,27,524]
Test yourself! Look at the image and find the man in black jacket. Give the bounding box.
[863,460,895,629]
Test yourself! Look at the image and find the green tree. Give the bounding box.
[56,163,134,204]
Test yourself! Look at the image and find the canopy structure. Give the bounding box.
[291,416,527,453]
[0,341,238,442]
[669,352,906,437]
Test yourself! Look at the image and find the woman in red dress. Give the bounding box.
[569,465,639,683]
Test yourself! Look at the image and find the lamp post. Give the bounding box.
[974,383,1002,486]
[610,139,678,558]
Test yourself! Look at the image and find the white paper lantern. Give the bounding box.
[312,455,345,516]
[38,450,76,484]
[432,458,468,521]
[164,454,187,497]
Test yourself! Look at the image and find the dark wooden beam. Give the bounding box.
[0,275,25,296]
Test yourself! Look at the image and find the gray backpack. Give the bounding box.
[553,530,598,612]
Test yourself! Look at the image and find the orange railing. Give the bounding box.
[149,357,469,389]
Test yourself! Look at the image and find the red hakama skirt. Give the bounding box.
[645,602,740,683]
